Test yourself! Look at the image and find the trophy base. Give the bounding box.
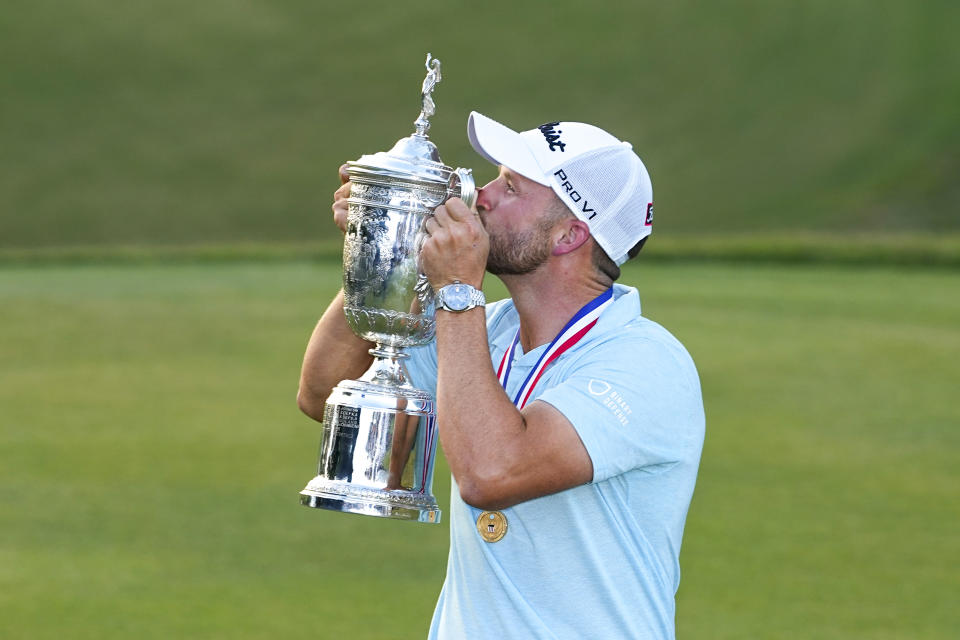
[300,478,441,524]
[299,349,441,525]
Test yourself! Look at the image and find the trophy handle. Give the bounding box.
[448,167,476,209]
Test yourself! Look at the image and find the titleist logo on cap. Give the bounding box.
[553,169,597,219]
[538,122,566,152]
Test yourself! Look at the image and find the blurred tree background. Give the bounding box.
[2,0,957,250]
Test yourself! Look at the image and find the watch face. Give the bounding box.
[445,284,470,311]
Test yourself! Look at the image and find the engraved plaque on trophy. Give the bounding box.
[299,54,475,523]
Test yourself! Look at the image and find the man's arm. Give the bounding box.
[297,165,373,421]
[297,289,373,421]
[434,308,593,510]
[421,199,593,511]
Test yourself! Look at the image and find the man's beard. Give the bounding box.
[484,216,555,276]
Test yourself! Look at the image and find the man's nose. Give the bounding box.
[475,184,494,212]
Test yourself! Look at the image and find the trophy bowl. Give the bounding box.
[300,54,475,523]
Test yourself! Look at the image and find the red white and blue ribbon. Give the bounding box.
[419,414,437,494]
[496,287,613,409]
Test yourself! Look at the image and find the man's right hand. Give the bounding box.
[332,163,351,234]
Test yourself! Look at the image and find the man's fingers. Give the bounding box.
[432,204,452,227]
[443,197,475,222]
[334,181,351,201]
[332,200,349,234]
[430,201,486,246]
[339,164,350,185]
[332,175,351,235]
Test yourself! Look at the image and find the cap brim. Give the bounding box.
[467,112,550,186]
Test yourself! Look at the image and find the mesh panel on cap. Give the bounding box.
[551,145,651,264]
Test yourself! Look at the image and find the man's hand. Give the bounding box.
[421,197,489,289]
[332,164,351,234]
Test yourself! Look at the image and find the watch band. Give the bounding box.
[436,281,486,312]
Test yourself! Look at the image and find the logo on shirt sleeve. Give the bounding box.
[588,379,612,396]
[587,379,632,426]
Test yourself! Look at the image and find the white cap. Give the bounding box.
[467,111,653,265]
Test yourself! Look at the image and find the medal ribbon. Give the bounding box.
[496,287,613,409]
[419,414,437,494]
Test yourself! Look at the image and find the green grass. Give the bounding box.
[1,260,958,638]
[3,233,960,269]
[2,1,958,249]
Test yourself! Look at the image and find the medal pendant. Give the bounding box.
[476,511,508,543]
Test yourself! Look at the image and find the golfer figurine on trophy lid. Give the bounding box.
[299,54,476,524]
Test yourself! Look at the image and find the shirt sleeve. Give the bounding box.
[536,334,704,483]
[405,299,512,400]
[404,340,438,399]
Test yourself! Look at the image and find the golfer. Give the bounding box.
[299,111,705,639]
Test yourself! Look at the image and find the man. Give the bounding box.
[299,112,705,639]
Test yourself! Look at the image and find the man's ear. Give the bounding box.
[552,219,592,256]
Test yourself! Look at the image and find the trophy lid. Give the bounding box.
[346,54,454,186]
[347,133,452,185]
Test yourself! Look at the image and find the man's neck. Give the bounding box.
[499,266,612,353]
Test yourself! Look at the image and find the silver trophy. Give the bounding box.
[300,54,475,523]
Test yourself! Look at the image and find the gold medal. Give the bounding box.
[476,510,508,543]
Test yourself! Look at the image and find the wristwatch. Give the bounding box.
[436,281,485,313]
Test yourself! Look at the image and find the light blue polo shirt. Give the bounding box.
[406,284,705,640]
